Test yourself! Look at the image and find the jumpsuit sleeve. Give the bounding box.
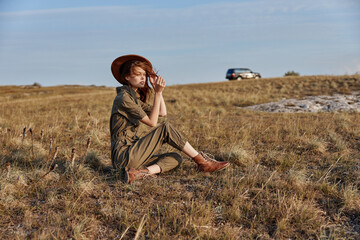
[139,100,152,115]
[117,92,147,122]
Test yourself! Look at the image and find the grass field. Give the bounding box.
[1,75,360,239]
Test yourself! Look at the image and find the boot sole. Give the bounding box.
[214,162,230,172]
[199,162,230,173]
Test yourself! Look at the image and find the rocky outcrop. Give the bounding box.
[244,92,360,113]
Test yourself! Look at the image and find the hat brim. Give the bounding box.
[111,54,153,85]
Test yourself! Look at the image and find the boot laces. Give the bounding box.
[137,170,151,179]
[200,151,217,162]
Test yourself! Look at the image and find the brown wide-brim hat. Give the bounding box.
[111,54,153,85]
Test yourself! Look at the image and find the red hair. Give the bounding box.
[120,60,156,102]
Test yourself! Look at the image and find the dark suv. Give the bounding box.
[226,68,261,80]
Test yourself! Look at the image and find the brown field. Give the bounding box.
[1,75,360,239]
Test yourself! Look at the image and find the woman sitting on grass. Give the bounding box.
[110,54,230,183]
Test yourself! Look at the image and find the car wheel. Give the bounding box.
[236,76,242,80]
[255,76,260,79]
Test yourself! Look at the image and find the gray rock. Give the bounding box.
[243,93,360,113]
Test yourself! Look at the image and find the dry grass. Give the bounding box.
[1,75,360,239]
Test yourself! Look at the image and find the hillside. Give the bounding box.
[1,75,360,239]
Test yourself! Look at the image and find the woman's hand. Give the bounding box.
[141,75,166,127]
[154,75,165,94]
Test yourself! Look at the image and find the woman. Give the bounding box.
[110,54,229,183]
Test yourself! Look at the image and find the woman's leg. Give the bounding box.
[146,152,183,173]
[182,142,199,158]
[125,122,186,168]
[123,121,229,183]
[122,122,187,183]
[144,141,229,174]
[146,164,161,174]
[182,142,230,172]
[125,152,182,183]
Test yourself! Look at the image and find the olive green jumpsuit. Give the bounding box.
[110,86,187,172]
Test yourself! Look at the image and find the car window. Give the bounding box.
[228,68,252,73]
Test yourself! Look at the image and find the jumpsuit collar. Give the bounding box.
[116,85,139,104]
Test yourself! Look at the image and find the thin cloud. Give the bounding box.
[0,5,136,16]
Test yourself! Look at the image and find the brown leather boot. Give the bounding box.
[193,152,230,172]
[123,168,150,183]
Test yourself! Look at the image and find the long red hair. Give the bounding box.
[120,60,156,102]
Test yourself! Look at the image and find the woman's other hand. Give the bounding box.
[154,75,165,94]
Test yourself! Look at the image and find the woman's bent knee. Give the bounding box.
[168,152,182,165]
[156,152,183,172]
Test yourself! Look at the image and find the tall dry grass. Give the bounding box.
[1,75,360,239]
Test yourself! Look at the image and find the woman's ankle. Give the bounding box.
[182,142,199,158]
[146,164,161,174]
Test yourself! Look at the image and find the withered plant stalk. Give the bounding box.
[6,162,10,180]
[48,146,59,171]
[70,147,76,170]
[36,164,58,183]
[30,128,34,157]
[49,139,52,156]
[40,129,44,141]
[85,137,91,156]
[22,126,26,144]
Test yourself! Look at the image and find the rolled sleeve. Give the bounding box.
[117,92,147,122]
[140,101,152,115]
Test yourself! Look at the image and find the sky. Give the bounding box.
[0,0,359,87]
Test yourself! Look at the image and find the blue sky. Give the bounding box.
[0,0,359,86]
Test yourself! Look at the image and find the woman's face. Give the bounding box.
[125,66,146,90]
